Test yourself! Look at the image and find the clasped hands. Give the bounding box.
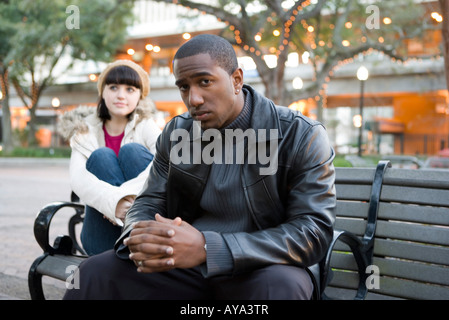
[124,213,206,273]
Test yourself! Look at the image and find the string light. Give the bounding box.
[431,12,443,23]
[223,0,440,114]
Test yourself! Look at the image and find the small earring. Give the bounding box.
[236,89,240,94]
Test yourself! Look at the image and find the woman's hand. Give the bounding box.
[115,195,136,223]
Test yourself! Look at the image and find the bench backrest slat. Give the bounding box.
[376,220,449,246]
[373,276,449,300]
[374,238,449,266]
[373,256,449,286]
[380,185,449,207]
[377,202,448,225]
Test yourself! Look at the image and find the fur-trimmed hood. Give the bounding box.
[57,99,156,141]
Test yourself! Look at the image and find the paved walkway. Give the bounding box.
[0,158,72,300]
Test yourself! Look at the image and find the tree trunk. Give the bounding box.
[0,69,13,154]
[27,104,38,147]
[439,0,449,91]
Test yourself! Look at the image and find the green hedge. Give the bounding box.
[0,147,71,158]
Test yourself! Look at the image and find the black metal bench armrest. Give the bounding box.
[320,229,369,299]
[319,160,391,300]
[362,160,391,260]
[34,201,85,255]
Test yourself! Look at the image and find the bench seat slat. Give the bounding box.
[36,255,86,281]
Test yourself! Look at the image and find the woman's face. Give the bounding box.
[102,84,141,119]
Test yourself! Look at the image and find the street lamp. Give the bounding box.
[51,97,60,148]
[356,66,369,157]
[292,76,303,90]
[51,97,60,108]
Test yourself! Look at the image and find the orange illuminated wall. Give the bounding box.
[391,92,449,155]
[154,101,187,122]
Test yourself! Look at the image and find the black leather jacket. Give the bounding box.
[116,85,336,276]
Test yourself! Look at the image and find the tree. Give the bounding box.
[0,2,22,153]
[439,0,449,91]
[149,0,438,122]
[0,0,135,149]
[286,0,430,121]
[152,0,325,105]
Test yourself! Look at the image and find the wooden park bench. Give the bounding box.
[28,160,449,300]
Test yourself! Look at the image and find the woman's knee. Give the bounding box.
[86,147,124,184]
[118,143,147,159]
[118,143,154,180]
[89,147,116,161]
[86,147,116,170]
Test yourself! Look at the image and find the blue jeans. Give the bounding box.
[81,143,154,256]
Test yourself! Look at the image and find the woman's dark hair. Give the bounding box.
[97,65,143,121]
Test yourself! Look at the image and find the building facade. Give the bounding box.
[1,0,447,157]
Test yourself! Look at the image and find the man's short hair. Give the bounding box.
[174,34,239,75]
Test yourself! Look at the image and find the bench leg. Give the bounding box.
[28,254,47,300]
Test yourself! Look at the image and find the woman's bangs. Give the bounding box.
[104,65,142,89]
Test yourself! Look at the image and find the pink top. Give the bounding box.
[103,125,124,157]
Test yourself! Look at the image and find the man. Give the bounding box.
[64,34,336,300]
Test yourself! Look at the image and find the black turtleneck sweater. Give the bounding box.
[193,88,257,277]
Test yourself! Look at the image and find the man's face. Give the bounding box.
[174,53,243,130]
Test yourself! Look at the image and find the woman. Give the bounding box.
[58,60,161,255]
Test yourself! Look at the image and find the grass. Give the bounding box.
[333,155,352,167]
[0,147,71,158]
